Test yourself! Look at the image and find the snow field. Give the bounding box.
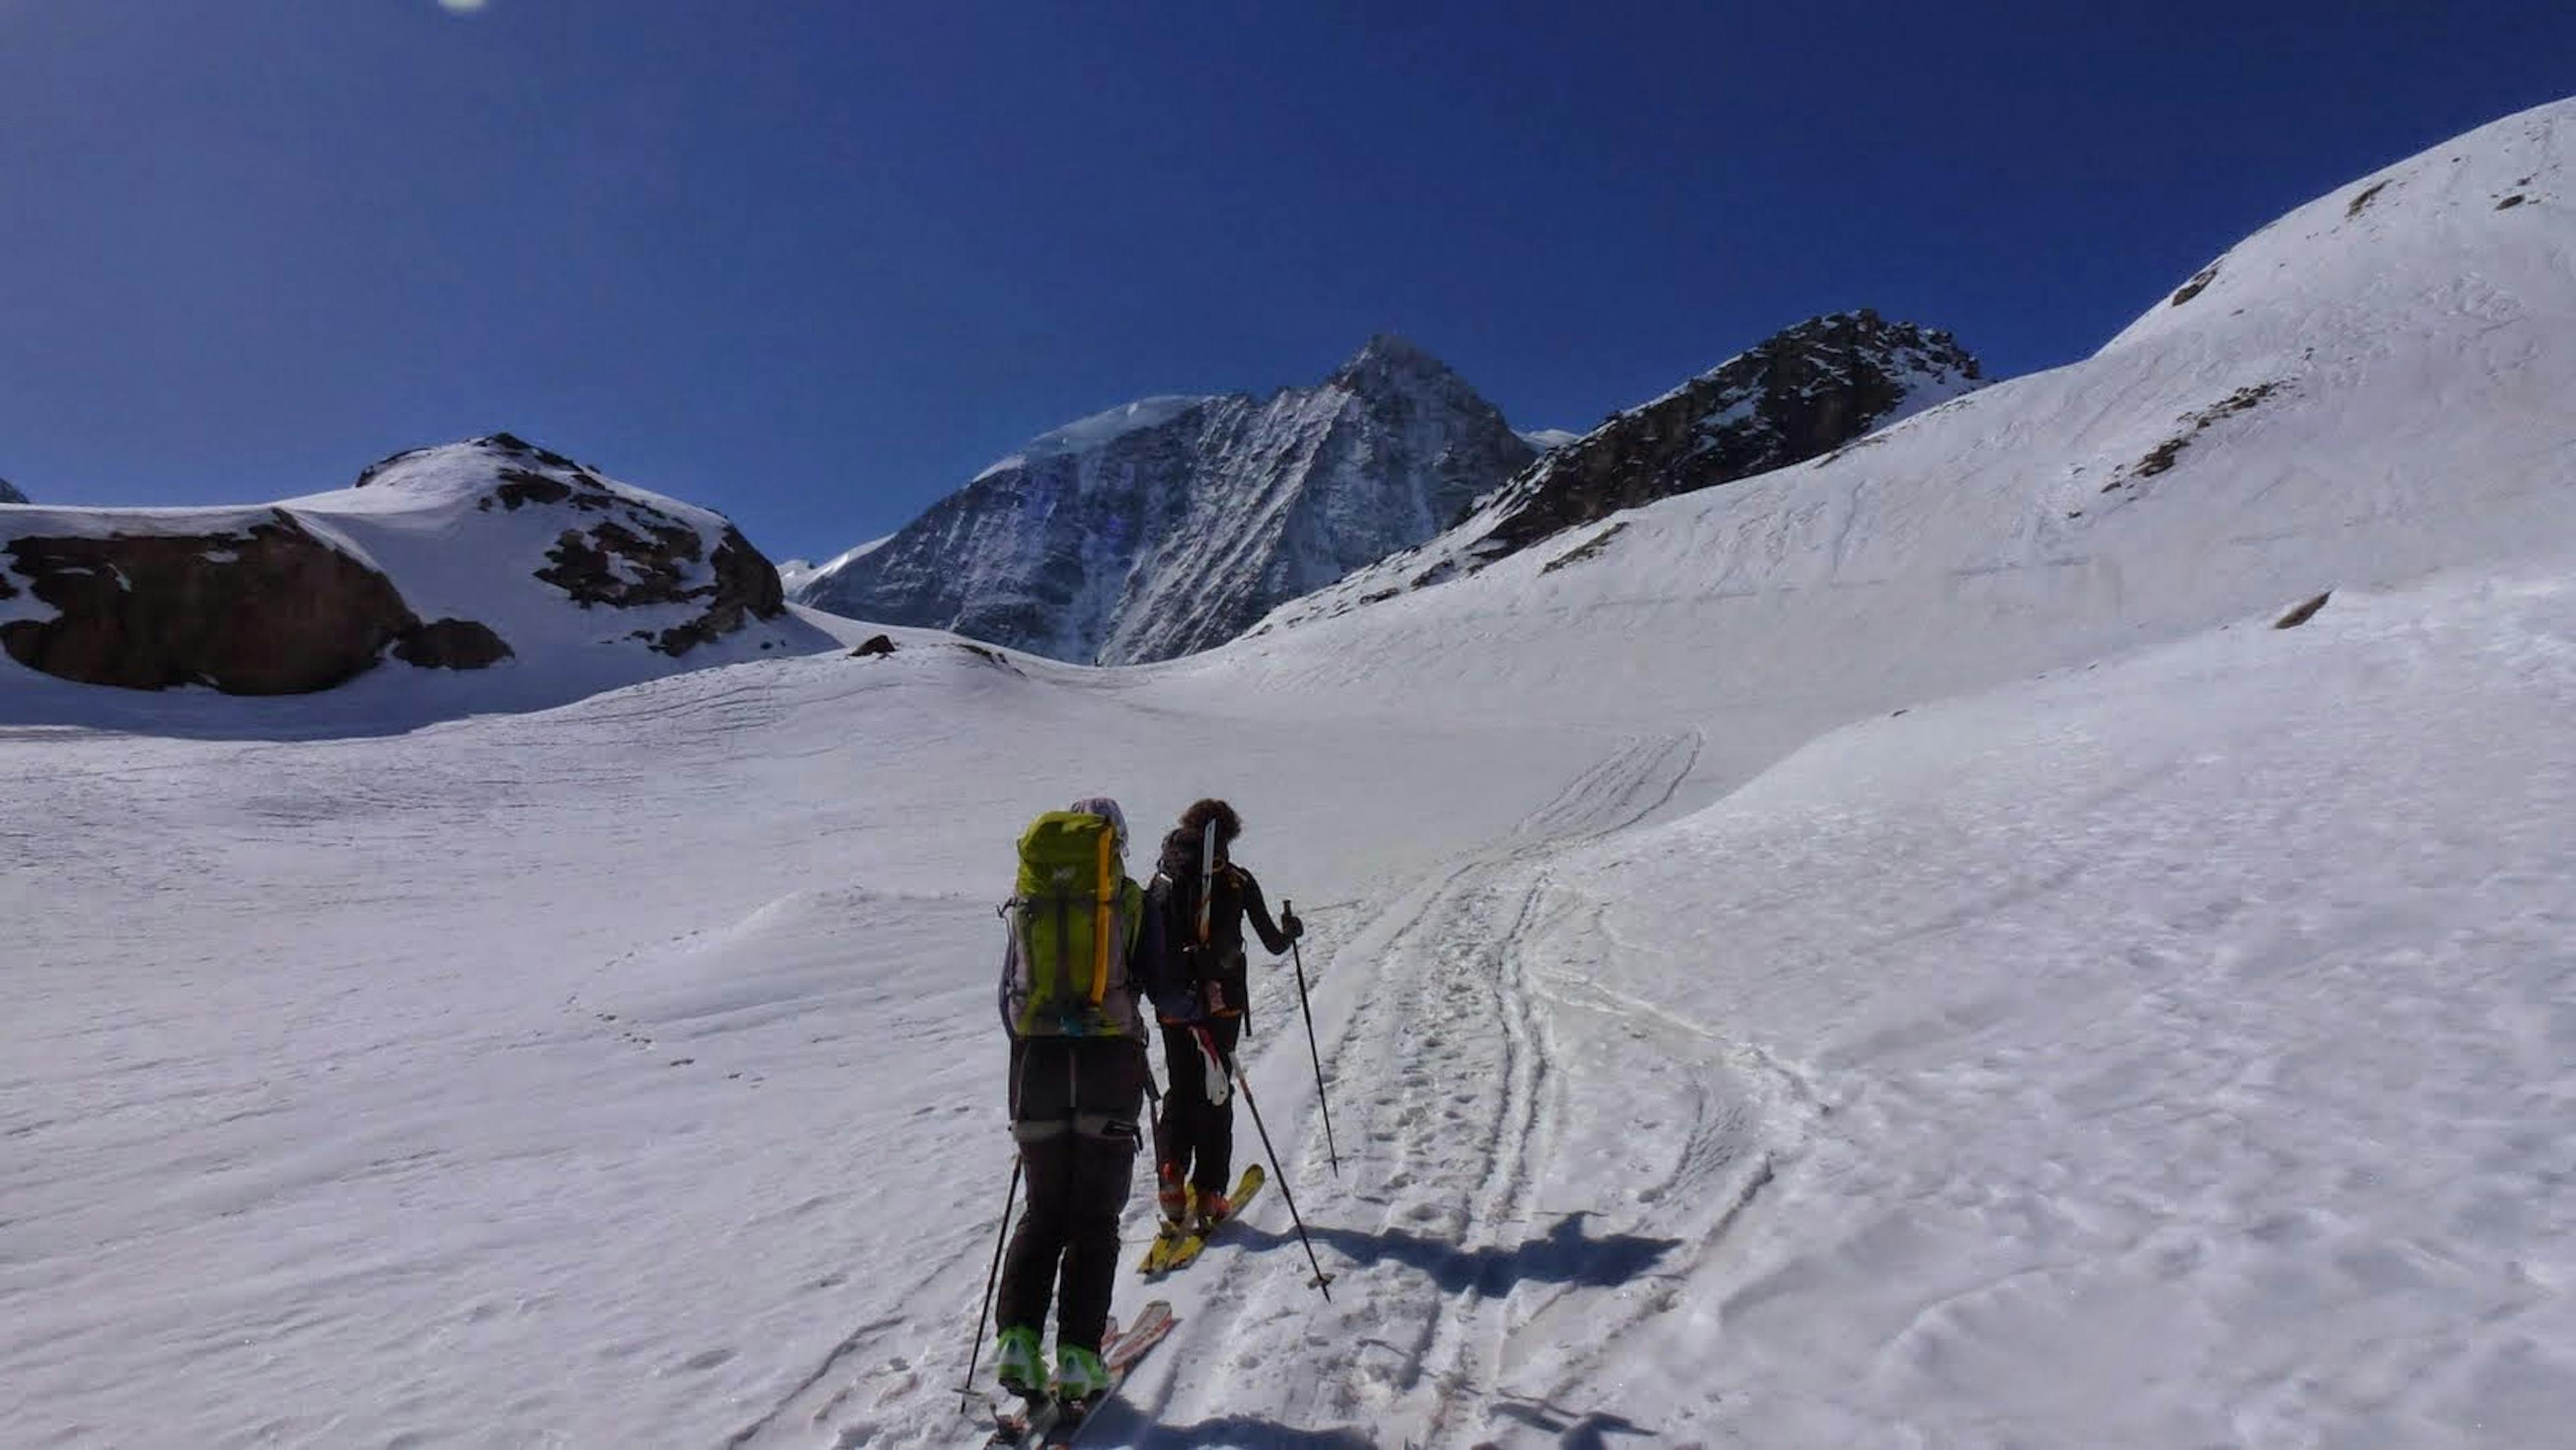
[5,93,2575,1450]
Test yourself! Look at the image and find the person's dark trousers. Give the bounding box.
[996,1036,1146,1353]
[1152,1016,1241,1197]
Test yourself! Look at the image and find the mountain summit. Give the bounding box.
[1265,311,1982,626]
[797,336,1534,663]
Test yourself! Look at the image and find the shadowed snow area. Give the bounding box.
[5,99,2576,1449]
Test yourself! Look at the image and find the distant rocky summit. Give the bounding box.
[1471,311,1983,560]
[798,335,1536,664]
[1260,311,1983,627]
[0,434,800,696]
[0,478,26,504]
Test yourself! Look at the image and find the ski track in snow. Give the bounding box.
[1106,730,1735,1450]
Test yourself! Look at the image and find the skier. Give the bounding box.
[1145,798,1301,1231]
[991,797,1163,1410]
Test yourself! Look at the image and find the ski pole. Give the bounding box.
[960,1154,1022,1414]
[1283,899,1339,1178]
[1195,1025,1334,1300]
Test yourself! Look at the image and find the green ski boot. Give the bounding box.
[994,1325,1046,1401]
[1055,1342,1112,1404]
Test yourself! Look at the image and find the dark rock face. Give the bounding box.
[1472,311,1982,559]
[0,478,25,505]
[392,618,515,669]
[486,443,788,658]
[851,634,897,657]
[1,512,427,694]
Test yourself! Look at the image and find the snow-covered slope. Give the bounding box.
[796,337,1536,664]
[0,434,832,722]
[5,97,2574,1450]
[1234,103,2574,746]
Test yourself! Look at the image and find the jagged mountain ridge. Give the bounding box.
[0,478,26,504]
[796,336,1536,664]
[1263,311,1982,625]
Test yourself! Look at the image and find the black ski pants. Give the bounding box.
[1153,1017,1240,1197]
[996,1036,1146,1353]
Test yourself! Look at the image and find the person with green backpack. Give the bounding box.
[988,796,1164,1411]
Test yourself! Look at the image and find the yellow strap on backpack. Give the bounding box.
[1091,826,1113,1003]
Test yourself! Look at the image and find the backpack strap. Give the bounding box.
[1091,824,1114,1005]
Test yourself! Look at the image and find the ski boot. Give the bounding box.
[994,1325,1046,1402]
[1194,1189,1233,1232]
[1155,1162,1189,1226]
[1055,1342,1112,1405]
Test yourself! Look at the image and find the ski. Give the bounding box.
[985,1300,1175,1449]
[1135,1218,1191,1276]
[1140,1164,1265,1277]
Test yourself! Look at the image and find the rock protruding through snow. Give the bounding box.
[0,433,818,702]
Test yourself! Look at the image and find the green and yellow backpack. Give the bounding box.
[1000,809,1145,1038]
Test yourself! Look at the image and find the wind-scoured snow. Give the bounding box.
[5,97,2575,1450]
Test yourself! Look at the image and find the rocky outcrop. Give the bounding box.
[798,336,1535,664]
[1471,311,1982,559]
[1,512,428,694]
[0,478,25,505]
[391,618,514,669]
[1,432,802,697]
[466,437,789,659]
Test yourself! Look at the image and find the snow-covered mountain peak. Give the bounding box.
[1328,331,1466,390]
[797,339,1535,663]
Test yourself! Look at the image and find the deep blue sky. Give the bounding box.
[3,1,2570,557]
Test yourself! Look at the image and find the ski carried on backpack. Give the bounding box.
[1135,1164,1265,1277]
[983,1300,1177,1449]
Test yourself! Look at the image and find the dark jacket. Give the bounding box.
[1145,826,1292,1021]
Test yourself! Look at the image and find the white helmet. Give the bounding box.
[1066,796,1128,851]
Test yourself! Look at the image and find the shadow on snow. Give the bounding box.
[1228,1211,1681,1295]
[1493,1396,1655,1450]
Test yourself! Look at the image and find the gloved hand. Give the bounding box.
[1155,989,1203,1024]
[1281,909,1303,942]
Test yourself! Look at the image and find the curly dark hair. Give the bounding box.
[1178,797,1241,845]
